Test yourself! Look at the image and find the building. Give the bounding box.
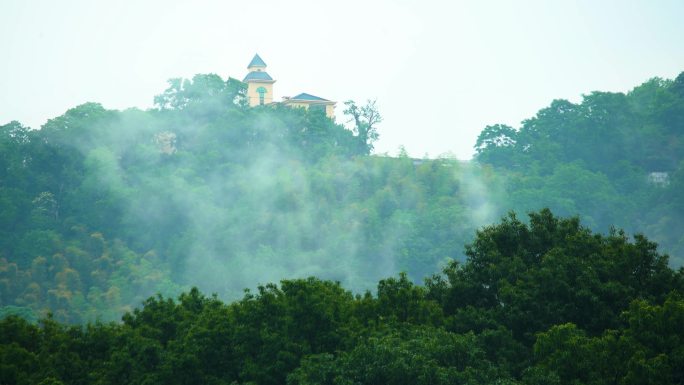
[243,54,275,107]
[242,54,336,119]
[282,93,336,119]
[647,171,670,186]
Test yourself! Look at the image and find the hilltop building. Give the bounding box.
[243,54,275,107]
[282,93,336,119]
[242,54,336,119]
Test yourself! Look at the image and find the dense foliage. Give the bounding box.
[2,210,683,384]
[475,72,684,263]
[2,69,684,383]
[2,71,684,326]
[1,74,500,323]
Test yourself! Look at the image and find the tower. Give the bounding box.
[243,54,275,107]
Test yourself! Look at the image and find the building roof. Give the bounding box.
[289,93,330,101]
[243,71,274,82]
[247,54,267,68]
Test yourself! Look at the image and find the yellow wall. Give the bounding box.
[283,101,335,119]
[246,81,274,107]
[285,102,309,109]
[325,104,335,119]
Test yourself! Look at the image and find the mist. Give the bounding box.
[4,68,683,325]
[36,81,501,309]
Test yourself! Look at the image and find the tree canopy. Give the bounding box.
[1,209,682,384]
[475,72,684,264]
[1,69,684,384]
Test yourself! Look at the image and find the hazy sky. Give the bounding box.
[1,0,683,159]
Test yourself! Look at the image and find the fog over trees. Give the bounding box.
[1,71,684,384]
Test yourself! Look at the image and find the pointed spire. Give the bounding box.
[247,53,267,69]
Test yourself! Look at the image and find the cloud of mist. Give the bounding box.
[53,90,506,304]
[456,162,501,229]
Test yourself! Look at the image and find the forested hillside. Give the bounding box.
[0,71,683,327]
[2,210,683,384]
[0,75,501,323]
[475,72,684,263]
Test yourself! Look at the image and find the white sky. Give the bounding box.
[1,0,683,159]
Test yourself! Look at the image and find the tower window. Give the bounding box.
[257,87,267,105]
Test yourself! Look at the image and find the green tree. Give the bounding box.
[343,99,382,154]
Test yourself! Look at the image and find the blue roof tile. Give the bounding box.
[290,93,329,101]
[243,71,273,82]
[247,54,267,68]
